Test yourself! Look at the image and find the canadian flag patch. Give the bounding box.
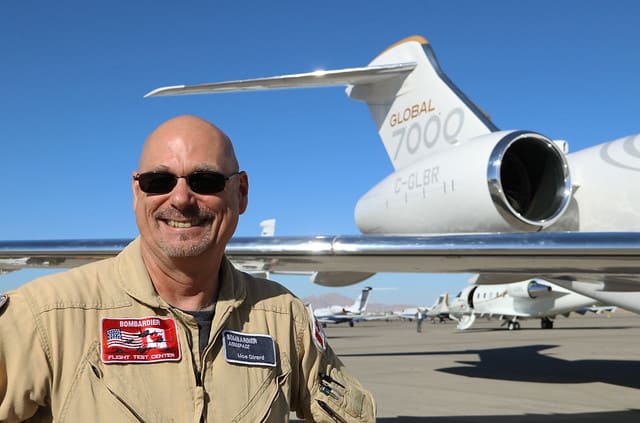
[306,304,327,352]
[101,317,181,364]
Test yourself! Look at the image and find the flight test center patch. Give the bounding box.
[101,317,181,364]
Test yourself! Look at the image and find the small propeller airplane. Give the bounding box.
[2,36,639,315]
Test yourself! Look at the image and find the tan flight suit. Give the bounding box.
[0,238,375,422]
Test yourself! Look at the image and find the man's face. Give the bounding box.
[132,123,247,261]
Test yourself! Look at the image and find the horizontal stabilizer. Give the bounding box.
[144,63,416,97]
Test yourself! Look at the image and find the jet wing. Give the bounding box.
[1,232,639,285]
[228,232,640,286]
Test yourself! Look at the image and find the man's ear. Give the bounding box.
[131,173,140,209]
[238,172,249,214]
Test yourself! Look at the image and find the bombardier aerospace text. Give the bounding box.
[1,36,640,315]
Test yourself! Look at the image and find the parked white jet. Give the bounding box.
[425,293,452,323]
[449,278,605,331]
[2,36,640,314]
[393,307,424,321]
[395,294,451,322]
[312,287,373,327]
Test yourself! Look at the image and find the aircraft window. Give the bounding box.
[456,291,461,298]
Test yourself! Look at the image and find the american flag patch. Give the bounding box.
[106,328,145,349]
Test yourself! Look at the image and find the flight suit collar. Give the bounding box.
[217,255,247,305]
[210,256,247,330]
[115,237,166,309]
[114,237,248,312]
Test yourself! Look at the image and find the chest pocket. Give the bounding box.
[204,350,292,423]
[59,342,188,423]
[230,366,291,423]
[59,343,146,422]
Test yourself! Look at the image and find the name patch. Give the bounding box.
[222,330,276,367]
[101,317,181,364]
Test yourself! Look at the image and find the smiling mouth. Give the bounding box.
[164,219,207,228]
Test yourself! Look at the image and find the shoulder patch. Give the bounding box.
[306,304,327,352]
[0,294,8,311]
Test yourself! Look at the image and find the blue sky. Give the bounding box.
[1,1,639,306]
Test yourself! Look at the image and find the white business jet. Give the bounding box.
[2,36,640,315]
[311,287,373,327]
[449,278,605,331]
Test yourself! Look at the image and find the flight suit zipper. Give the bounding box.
[200,304,233,382]
[171,310,209,423]
[172,310,203,386]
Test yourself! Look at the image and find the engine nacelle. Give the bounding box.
[329,305,347,314]
[561,134,640,231]
[449,286,475,315]
[507,280,552,299]
[354,130,572,234]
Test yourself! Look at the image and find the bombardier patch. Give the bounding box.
[101,317,181,364]
[307,304,327,352]
[223,330,276,367]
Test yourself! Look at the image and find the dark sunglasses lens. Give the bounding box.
[187,172,226,194]
[137,173,177,194]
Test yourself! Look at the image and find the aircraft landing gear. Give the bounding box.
[349,321,355,327]
[507,321,521,330]
[541,317,554,329]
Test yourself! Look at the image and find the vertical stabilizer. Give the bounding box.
[260,219,276,236]
[347,36,497,170]
[348,287,373,313]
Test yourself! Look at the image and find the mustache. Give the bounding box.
[155,206,215,221]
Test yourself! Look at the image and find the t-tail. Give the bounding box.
[346,36,497,170]
[346,287,372,314]
[145,36,497,171]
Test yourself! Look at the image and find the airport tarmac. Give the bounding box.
[293,312,640,422]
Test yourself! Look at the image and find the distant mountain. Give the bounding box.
[301,292,416,313]
[302,293,351,309]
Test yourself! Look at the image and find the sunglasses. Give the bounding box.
[134,170,243,195]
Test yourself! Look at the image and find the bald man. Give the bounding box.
[0,115,375,422]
